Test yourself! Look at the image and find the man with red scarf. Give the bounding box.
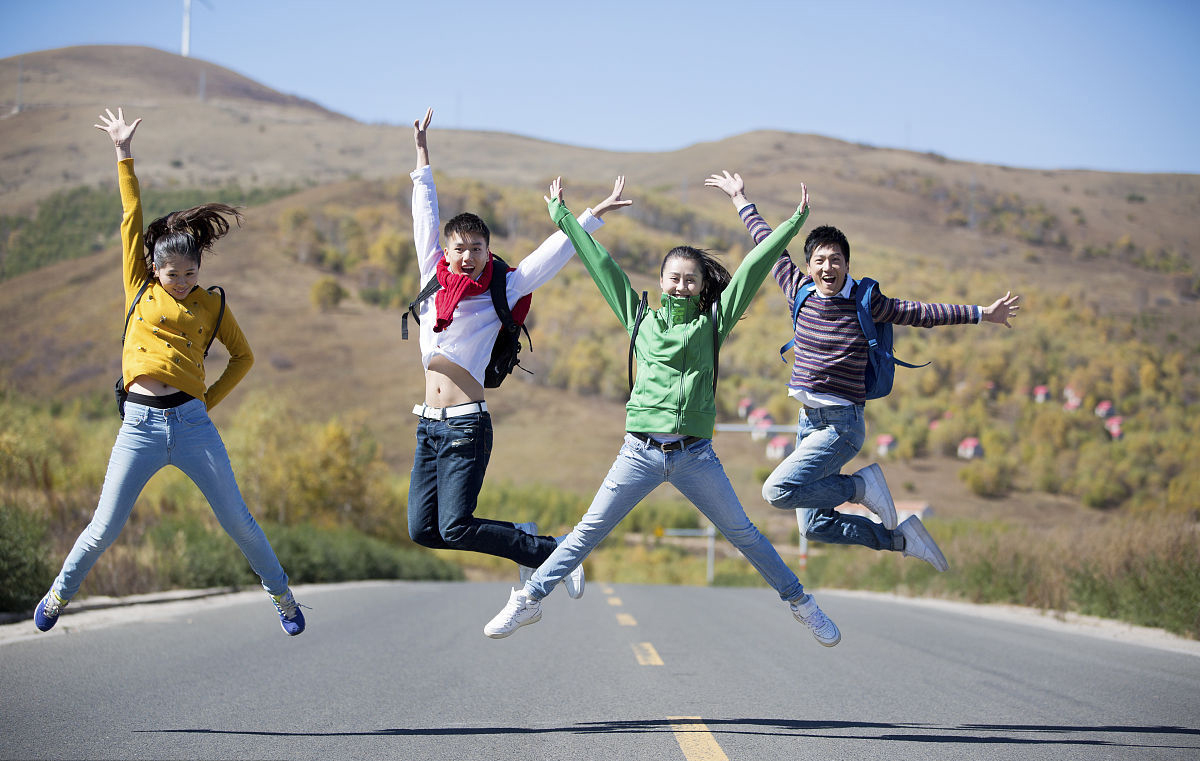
[406,108,630,595]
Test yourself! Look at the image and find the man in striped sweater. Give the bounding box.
[706,171,1020,571]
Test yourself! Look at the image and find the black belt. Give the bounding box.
[627,432,704,452]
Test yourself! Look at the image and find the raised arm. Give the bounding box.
[414,107,432,171]
[96,108,149,300]
[504,175,629,299]
[708,170,811,303]
[410,107,442,278]
[547,178,641,330]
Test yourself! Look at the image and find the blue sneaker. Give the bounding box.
[271,590,305,636]
[34,589,69,632]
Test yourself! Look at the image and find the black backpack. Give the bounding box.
[627,291,720,393]
[401,254,531,389]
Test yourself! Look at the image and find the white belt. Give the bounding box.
[412,401,488,420]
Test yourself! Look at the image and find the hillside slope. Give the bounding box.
[1,46,1197,524]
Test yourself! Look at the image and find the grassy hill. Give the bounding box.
[0,45,1195,540]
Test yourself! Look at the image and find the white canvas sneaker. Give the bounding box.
[514,521,538,586]
[898,515,949,572]
[484,588,542,639]
[790,595,841,647]
[853,463,898,529]
[564,562,585,599]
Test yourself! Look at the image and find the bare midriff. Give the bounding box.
[128,376,181,396]
[425,356,484,407]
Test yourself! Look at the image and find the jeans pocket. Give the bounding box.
[122,407,149,427]
[180,405,212,427]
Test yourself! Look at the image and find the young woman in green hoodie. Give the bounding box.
[484,176,841,646]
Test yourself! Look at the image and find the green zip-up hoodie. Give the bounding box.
[549,198,808,438]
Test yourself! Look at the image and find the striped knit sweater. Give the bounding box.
[739,203,980,404]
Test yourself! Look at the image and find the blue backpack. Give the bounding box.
[779,277,927,400]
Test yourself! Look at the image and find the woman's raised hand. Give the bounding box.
[545,176,565,205]
[592,176,633,218]
[94,108,140,146]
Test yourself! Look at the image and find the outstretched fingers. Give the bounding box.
[984,291,1022,327]
[703,170,744,198]
[544,176,564,205]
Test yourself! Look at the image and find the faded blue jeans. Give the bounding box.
[526,434,805,601]
[408,411,558,567]
[762,404,898,551]
[52,399,289,599]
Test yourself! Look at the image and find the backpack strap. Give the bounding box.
[778,280,817,361]
[401,273,442,340]
[855,277,928,369]
[121,280,152,345]
[710,297,720,393]
[627,291,649,393]
[203,285,226,358]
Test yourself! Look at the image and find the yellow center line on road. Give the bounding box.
[602,586,615,594]
[606,596,623,606]
[667,716,730,761]
[632,642,663,665]
[616,613,637,626]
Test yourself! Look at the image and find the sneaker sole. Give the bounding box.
[905,519,949,572]
[860,464,898,529]
[565,565,585,599]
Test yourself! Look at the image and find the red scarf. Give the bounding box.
[433,254,532,332]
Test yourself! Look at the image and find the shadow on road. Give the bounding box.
[136,718,1200,751]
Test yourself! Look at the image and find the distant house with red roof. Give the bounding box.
[876,434,897,457]
[957,437,984,460]
[766,435,793,461]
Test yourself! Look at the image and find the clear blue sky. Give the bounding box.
[3,0,1198,174]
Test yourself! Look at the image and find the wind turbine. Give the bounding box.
[181,0,214,58]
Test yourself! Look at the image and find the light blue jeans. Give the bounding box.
[762,404,899,551]
[51,399,289,599]
[526,434,804,602]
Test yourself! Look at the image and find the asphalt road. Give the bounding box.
[2,581,1198,761]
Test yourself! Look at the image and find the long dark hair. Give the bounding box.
[661,246,731,312]
[143,203,243,272]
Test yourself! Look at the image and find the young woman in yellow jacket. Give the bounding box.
[34,108,305,636]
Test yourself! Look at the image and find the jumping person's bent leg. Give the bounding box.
[525,434,665,600]
[764,404,897,550]
[172,400,289,596]
[428,412,557,566]
[52,404,168,599]
[672,439,804,602]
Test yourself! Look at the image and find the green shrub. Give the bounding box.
[0,503,52,611]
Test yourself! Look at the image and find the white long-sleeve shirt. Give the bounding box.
[410,165,604,387]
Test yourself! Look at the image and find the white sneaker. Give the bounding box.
[514,521,538,585]
[790,595,841,647]
[484,588,542,639]
[564,562,585,599]
[853,463,897,529]
[898,515,949,571]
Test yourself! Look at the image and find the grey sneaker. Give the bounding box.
[484,588,542,639]
[853,463,898,529]
[514,521,538,585]
[790,595,841,647]
[898,515,949,572]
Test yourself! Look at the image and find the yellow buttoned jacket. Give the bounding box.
[117,159,253,409]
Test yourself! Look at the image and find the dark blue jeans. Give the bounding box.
[407,411,558,566]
